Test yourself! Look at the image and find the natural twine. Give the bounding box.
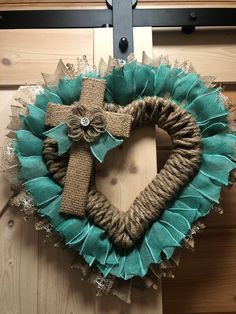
[43,96,202,249]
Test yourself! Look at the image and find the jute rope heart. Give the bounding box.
[43,96,202,248]
[3,55,236,299]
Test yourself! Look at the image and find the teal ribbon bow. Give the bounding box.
[44,122,123,163]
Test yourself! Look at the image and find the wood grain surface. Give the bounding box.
[1,95,235,314]
[0,14,236,314]
[159,88,236,313]
[1,0,236,8]
[1,28,236,85]
[163,228,236,313]
[0,89,14,214]
[153,28,236,83]
[93,26,163,312]
[0,27,164,313]
[0,29,93,85]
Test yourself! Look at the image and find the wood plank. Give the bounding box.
[0,0,105,3]
[0,14,235,314]
[155,89,236,229]
[170,313,236,314]
[155,86,236,314]
[83,27,153,68]
[96,126,158,212]
[163,229,236,313]
[205,186,236,228]
[155,83,236,312]
[94,284,163,314]
[0,206,21,314]
[0,29,93,85]
[0,88,39,314]
[1,1,236,11]
[1,28,236,85]
[224,86,236,103]
[18,214,39,314]
[0,89,15,214]
[94,27,155,212]
[0,6,236,13]
[0,206,39,314]
[0,3,106,9]
[94,27,163,312]
[34,29,94,314]
[37,235,96,314]
[153,28,236,83]
[1,0,236,6]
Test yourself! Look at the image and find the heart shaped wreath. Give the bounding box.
[2,53,236,302]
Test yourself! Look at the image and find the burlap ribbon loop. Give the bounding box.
[45,78,132,217]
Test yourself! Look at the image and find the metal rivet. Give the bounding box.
[119,37,129,53]
[80,117,90,127]
[189,12,197,21]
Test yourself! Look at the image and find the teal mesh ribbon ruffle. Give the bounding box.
[15,61,236,280]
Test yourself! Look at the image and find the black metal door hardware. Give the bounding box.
[0,1,236,59]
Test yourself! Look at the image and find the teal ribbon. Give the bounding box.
[15,61,236,280]
[90,130,123,162]
[43,123,123,162]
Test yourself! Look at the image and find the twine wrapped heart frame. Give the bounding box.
[44,81,202,249]
[2,53,236,302]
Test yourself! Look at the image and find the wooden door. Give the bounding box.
[1,3,236,314]
[0,26,163,313]
[153,28,236,313]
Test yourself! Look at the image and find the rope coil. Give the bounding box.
[43,96,202,249]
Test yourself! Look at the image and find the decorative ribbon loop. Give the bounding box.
[45,78,132,217]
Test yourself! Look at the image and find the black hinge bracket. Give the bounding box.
[112,0,134,59]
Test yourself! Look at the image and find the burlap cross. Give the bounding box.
[45,78,132,217]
